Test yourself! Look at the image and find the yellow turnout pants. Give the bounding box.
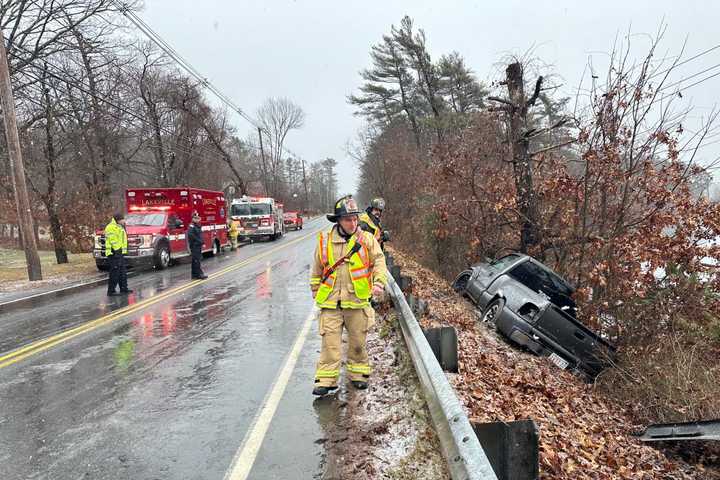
[314,307,376,387]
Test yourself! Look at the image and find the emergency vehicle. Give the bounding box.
[93,187,229,271]
[230,196,285,241]
[283,211,304,230]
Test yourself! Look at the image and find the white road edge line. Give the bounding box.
[223,306,318,480]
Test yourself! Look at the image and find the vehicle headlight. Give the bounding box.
[140,234,154,248]
[94,235,101,249]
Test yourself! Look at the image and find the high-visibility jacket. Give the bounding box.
[228,219,240,238]
[104,218,128,256]
[359,211,381,241]
[310,227,387,309]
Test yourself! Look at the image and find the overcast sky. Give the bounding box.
[142,0,720,196]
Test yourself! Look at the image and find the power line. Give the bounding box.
[111,1,264,131]
[648,43,720,81]
[657,62,720,94]
[11,48,246,166]
[109,2,305,163]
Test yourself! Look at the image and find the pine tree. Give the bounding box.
[348,34,422,146]
[437,52,487,114]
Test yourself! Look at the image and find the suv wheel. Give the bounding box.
[481,298,505,325]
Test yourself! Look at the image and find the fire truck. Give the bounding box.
[93,187,230,271]
[229,196,285,241]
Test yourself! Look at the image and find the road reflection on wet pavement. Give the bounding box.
[0,218,345,480]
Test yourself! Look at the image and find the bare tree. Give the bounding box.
[0,0,137,73]
[256,97,305,197]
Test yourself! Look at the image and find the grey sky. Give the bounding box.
[142,0,720,196]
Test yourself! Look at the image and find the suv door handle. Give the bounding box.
[574,331,586,341]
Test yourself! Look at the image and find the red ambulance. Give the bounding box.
[93,187,229,271]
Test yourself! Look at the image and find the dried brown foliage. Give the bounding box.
[356,30,720,435]
[390,248,719,479]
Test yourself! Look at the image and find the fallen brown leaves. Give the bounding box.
[388,247,717,480]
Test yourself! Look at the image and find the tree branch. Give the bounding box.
[488,95,513,107]
[526,75,544,107]
[529,139,576,157]
[524,117,570,139]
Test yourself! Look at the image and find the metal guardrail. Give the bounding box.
[639,419,720,442]
[386,274,499,480]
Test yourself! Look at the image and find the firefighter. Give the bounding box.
[228,217,241,250]
[188,212,208,280]
[105,213,132,296]
[359,197,390,250]
[310,196,387,396]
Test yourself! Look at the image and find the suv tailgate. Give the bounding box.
[535,306,614,374]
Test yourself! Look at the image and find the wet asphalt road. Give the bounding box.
[0,217,338,480]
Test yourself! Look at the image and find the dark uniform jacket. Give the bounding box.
[188,223,204,252]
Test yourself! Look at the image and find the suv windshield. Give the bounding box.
[489,254,521,271]
[125,213,166,226]
[232,204,271,216]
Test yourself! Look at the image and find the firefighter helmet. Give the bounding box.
[370,197,386,212]
[327,196,361,223]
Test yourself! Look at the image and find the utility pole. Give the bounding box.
[301,158,309,213]
[257,127,269,196]
[0,31,42,280]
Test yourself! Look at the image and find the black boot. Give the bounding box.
[312,385,338,396]
[351,380,368,390]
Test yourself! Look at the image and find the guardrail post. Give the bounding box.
[390,265,401,280]
[399,275,412,292]
[472,420,539,480]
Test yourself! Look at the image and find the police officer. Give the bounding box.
[188,212,208,280]
[310,196,387,396]
[359,197,390,250]
[105,213,132,296]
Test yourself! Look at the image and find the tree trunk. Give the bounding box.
[42,75,68,264]
[506,62,541,253]
[48,209,67,264]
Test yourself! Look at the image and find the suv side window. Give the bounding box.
[509,261,577,315]
[508,261,546,293]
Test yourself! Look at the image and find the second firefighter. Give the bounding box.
[310,196,387,396]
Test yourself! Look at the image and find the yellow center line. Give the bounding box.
[0,229,319,370]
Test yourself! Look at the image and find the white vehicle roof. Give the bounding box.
[231,196,275,205]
